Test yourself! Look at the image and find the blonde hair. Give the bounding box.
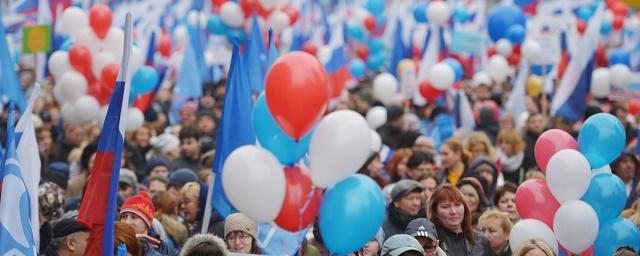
[525,170,545,181]
[497,130,526,153]
[514,239,556,256]
[464,132,496,160]
[442,138,473,166]
[180,182,201,201]
[478,210,513,234]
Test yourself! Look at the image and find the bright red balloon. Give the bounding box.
[612,15,625,30]
[611,2,629,17]
[211,0,227,6]
[534,129,579,173]
[265,52,330,139]
[301,42,317,56]
[419,80,443,101]
[355,44,370,60]
[274,166,323,232]
[364,15,376,32]
[515,179,560,228]
[89,4,112,39]
[157,36,172,58]
[487,45,497,57]
[629,99,640,116]
[577,19,587,35]
[596,46,608,67]
[507,52,521,66]
[69,44,94,80]
[101,63,119,89]
[282,6,300,25]
[239,0,260,17]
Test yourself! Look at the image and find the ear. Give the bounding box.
[393,200,400,208]
[66,238,76,251]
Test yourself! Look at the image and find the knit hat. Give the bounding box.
[144,157,170,176]
[224,213,258,241]
[119,168,138,188]
[390,180,424,202]
[150,133,180,154]
[169,169,198,188]
[38,182,65,222]
[120,191,155,228]
[180,234,229,256]
[44,162,70,189]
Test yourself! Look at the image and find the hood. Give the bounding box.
[180,234,229,256]
[157,214,188,247]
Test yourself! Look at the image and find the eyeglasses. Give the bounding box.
[227,233,252,243]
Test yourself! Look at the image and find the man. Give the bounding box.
[196,111,217,152]
[383,180,425,238]
[406,152,436,181]
[377,106,405,149]
[171,126,204,173]
[120,192,171,255]
[381,234,425,256]
[147,176,168,197]
[43,218,90,256]
[167,168,198,200]
[405,218,447,256]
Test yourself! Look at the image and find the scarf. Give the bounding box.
[388,205,426,230]
[497,149,524,173]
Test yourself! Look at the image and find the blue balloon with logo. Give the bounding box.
[253,94,313,166]
[578,113,626,168]
[259,223,309,255]
[349,58,366,79]
[131,66,159,95]
[319,174,385,254]
[207,15,228,35]
[594,217,640,256]
[609,48,630,66]
[413,2,428,23]
[487,3,526,42]
[365,0,385,15]
[506,24,526,44]
[443,58,464,81]
[581,172,627,224]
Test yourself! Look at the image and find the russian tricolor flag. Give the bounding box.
[78,13,132,256]
[325,45,351,99]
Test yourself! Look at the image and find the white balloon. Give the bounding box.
[627,16,640,30]
[61,103,79,125]
[222,145,285,222]
[553,200,599,253]
[426,1,450,26]
[370,130,382,154]
[472,71,492,87]
[496,39,513,56]
[187,10,199,27]
[74,95,101,124]
[92,51,116,79]
[522,39,543,64]
[488,55,510,83]
[510,219,558,254]
[61,7,89,39]
[373,73,399,105]
[53,83,68,104]
[48,51,72,80]
[610,64,631,88]
[268,11,291,33]
[366,106,387,129]
[126,107,145,132]
[220,2,245,28]
[429,63,455,90]
[309,110,372,188]
[352,8,370,24]
[76,27,101,54]
[129,47,145,76]
[173,26,189,47]
[604,10,614,22]
[591,67,611,98]
[273,0,290,9]
[104,28,125,63]
[57,71,88,102]
[546,149,591,204]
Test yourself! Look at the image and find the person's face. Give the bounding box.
[475,85,491,101]
[363,240,380,256]
[440,145,461,169]
[118,183,134,199]
[67,231,90,256]
[480,218,509,253]
[135,127,151,148]
[394,191,422,216]
[67,126,85,146]
[180,194,199,222]
[367,156,383,176]
[148,180,167,197]
[616,156,636,182]
[120,212,149,235]
[37,130,53,153]
[420,178,438,204]
[180,137,200,160]
[470,142,488,158]
[459,185,479,213]
[436,200,465,232]
[524,248,549,256]
[498,139,514,156]
[226,231,253,254]
[615,109,629,124]
[397,157,409,178]
[197,116,216,134]
[150,165,169,178]
[408,163,433,181]
[477,167,495,186]
[180,109,197,125]
[499,117,514,131]
[415,236,438,256]
[498,192,519,221]
[527,114,546,135]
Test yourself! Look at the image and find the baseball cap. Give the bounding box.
[390,180,424,202]
[381,234,425,256]
[405,218,438,242]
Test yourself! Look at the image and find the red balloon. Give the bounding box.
[211,0,227,7]
[69,44,94,80]
[239,0,260,17]
[101,63,119,89]
[274,166,323,232]
[576,19,587,35]
[419,80,443,101]
[265,52,330,139]
[612,15,625,30]
[412,46,421,60]
[629,99,640,116]
[515,179,560,228]
[611,2,629,17]
[487,45,497,57]
[507,52,521,66]
[157,36,172,58]
[257,3,272,18]
[512,44,521,55]
[282,6,300,25]
[534,129,579,173]
[89,4,112,39]
[364,15,376,32]
[301,42,317,56]
[355,44,370,60]
[596,46,608,67]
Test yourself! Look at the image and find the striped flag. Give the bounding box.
[77,13,132,256]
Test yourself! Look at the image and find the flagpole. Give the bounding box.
[201,173,215,234]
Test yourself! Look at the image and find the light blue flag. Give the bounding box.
[171,32,203,123]
[265,30,279,71]
[0,12,27,111]
[187,24,209,82]
[245,14,266,94]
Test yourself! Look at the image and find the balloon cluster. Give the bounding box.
[418,58,464,101]
[512,114,640,255]
[591,49,633,98]
[221,52,384,254]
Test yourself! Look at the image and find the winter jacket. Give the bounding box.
[382,206,426,240]
[436,224,493,256]
[142,230,172,256]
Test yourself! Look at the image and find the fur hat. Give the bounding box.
[120,192,155,228]
[180,234,229,256]
[224,213,258,241]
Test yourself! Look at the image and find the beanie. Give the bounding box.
[144,157,170,176]
[168,169,198,188]
[120,192,155,228]
[224,213,258,240]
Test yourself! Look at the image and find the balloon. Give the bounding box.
[612,15,624,31]
[129,47,144,76]
[487,55,510,83]
[268,11,291,33]
[92,51,116,80]
[365,0,385,15]
[282,6,299,25]
[534,129,579,172]
[577,6,593,21]
[264,52,329,140]
[354,43,369,60]
[253,95,312,165]
[576,19,587,35]
[222,146,286,223]
[226,28,247,43]
[629,99,640,116]
[319,174,384,254]
[610,64,631,88]
[131,66,159,95]
[581,173,627,224]
[553,200,599,254]
[526,75,543,97]
[61,103,80,125]
[488,4,526,42]
[239,0,259,17]
[103,28,125,62]
[207,15,229,35]
[373,73,398,105]
[609,48,630,66]
[472,71,492,87]
[68,44,94,80]
[157,35,171,58]
[301,42,317,56]
[370,130,382,153]
[60,38,74,51]
[48,51,72,80]
[496,39,513,56]
[57,71,88,102]
[610,2,629,16]
[506,24,526,44]
[366,106,387,130]
[73,95,101,124]
[515,179,560,227]
[125,107,145,132]
[309,110,372,188]
[89,4,112,39]
[600,21,612,35]
[220,2,245,28]
[442,58,463,81]
[590,67,611,98]
[363,15,376,32]
[274,166,322,232]
[348,24,365,41]
[546,149,592,204]
[593,217,640,256]
[452,8,470,23]
[367,53,385,71]
[429,63,455,90]
[413,2,428,23]
[509,219,559,255]
[101,63,119,88]
[349,58,366,79]
[578,113,625,168]
[419,80,444,101]
[521,39,543,64]
[368,39,385,53]
[62,7,89,39]
[427,1,450,26]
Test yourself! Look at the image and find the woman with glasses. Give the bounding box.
[224,213,262,254]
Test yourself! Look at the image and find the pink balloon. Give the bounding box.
[534,129,579,173]
[515,179,560,228]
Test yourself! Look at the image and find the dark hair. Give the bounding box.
[493,182,518,207]
[406,151,434,170]
[80,143,98,171]
[417,172,440,185]
[179,125,201,141]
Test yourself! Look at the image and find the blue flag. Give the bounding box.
[390,20,405,76]
[171,31,203,123]
[187,24,209,82]
[245,14,266,94]
[0,12,27,111]
[211,43,256,218]
[265,30,279,71]
[145,31,156,66]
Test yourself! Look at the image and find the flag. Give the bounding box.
[34,0,52,83]
[0,12,27,112]
[15,86,42,249]
[171,30,203,123]
[390,19,406,77]
[0,102,37,255]
[265,29,279,71]
[506,62,529,130]
[324,45,350,99]
[22,25,52,54]
[187,24,209,82]
[132,65,167,112]
[145,31,156,66]
[245,14,266,94]
[77,13,132,256]
[209,43,256,218]
[418,24,441,82]
[9,0,38,16]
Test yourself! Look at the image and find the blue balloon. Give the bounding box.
[506,24,527,44]
[376,14,387,27]
[367,53,385,71]
[60,39,75,52]
[578,113,626,168]
[348,25,365,41]
[609,48,631,66]
[367,39,385,52]
[601,21,612,35]
[131,66,160,95]
[349,58,366,79]
[226,28,247,43]
[577,6,593,21]
[365,0,385,15]
[443,58,463,81]
[253,95,312,165]
[319,174,385,254]
[581,173,627,224]
[487,3,526,42]
[452,8,470,23]
[594,217,640,256]
[207,15,228,35]
[413,3,428,23]
[530,64,553,76]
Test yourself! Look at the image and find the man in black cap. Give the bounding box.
[383,180,425,238]
[43,218,90,256]
[377,105,405,149]
[405,218,447,256]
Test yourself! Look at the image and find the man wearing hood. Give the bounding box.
[383,180,426,238]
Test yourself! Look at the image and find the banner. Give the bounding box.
[22,25,51,54]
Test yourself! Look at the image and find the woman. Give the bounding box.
[152,191,188,250]
[439,138,473,186]
[456,177,489,228]
[224,213,262,254]
[406,151,436,181]
[180,234,229,256]
[499,113,515,132]
[428,184,493,256]
[180,182,225,237]
[464,132,496,162]
[513,239,555,256]
[417,172,440,207]
[358,153,388,188]
[468,157,499,202]
[119,192,171,256]
[612,151,640,209]
[115,221,143,256]
[496,130,526,185]
[386,149,413,183]
[493,182,519,223]
[478,210,513,256]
